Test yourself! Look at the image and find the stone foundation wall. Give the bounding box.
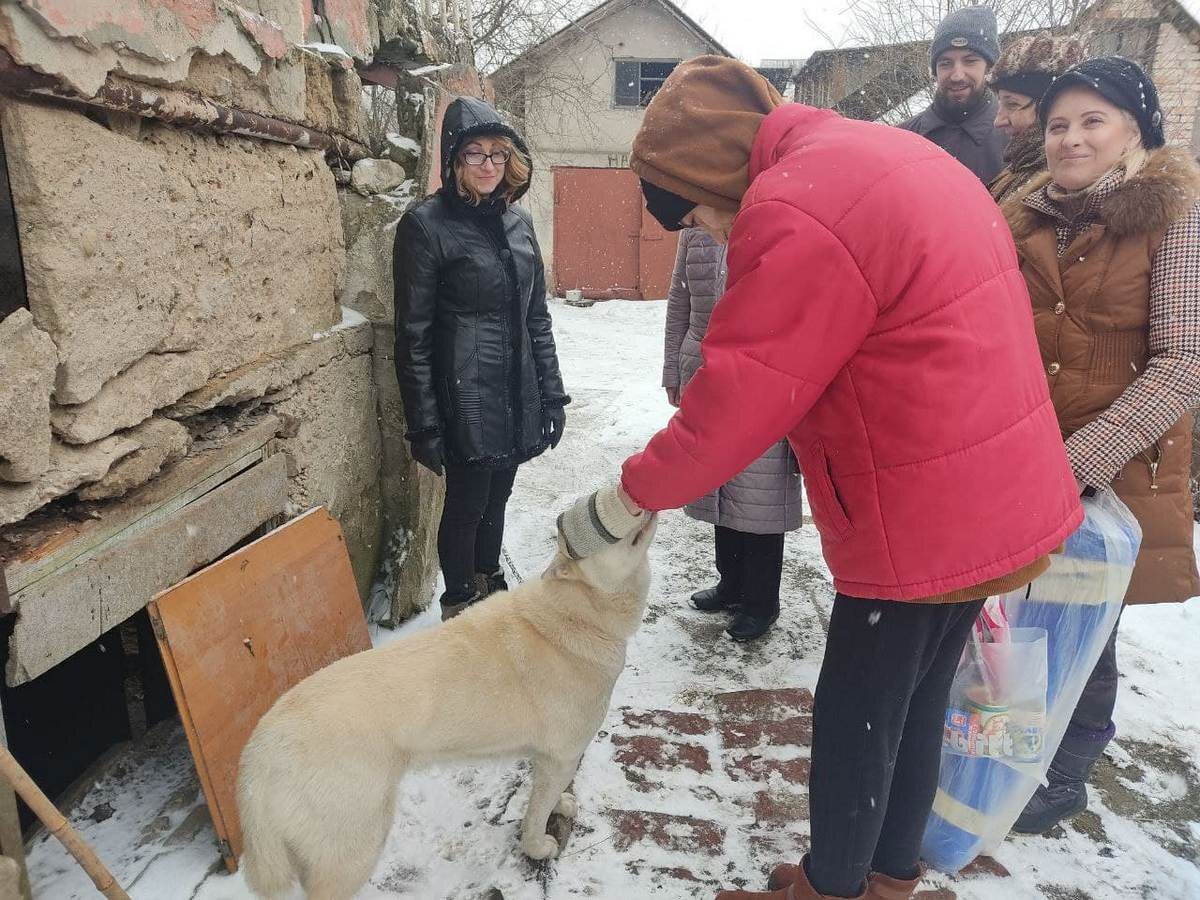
[0,2,478,631]
[338,181,442,620]
[2,99,343,407]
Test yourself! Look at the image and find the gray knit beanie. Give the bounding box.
[931,6,1000,74]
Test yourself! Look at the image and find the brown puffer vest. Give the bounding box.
[1005,148,1200,603]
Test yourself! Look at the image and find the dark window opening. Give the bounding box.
[0,132,28,320]
[0,610,176,833]
[614,59,679,108]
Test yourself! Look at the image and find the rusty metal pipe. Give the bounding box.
[0,50,369,163]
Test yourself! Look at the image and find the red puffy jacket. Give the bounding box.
[622,105,1082,602]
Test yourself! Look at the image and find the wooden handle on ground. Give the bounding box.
[0,745,130,899]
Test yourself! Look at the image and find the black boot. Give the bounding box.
[691,585,741,612]
[1012,722,1113,834]
[692,526,744,612]
[725,531,784,642]
[476,569,509,598]
[440,586,483,621]
[726,606,780,641]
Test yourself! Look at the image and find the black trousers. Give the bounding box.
[714,525,785,614]
[1049,614,1120,767]
[1071,615,1120,734]
[438,464,518,602]
[807,594,985,897]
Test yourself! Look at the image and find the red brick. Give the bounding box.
[724,753,811,785]
[624,862,721,887]
[721,715,813,749]
[956,856,1010,878]
[621,707,714,737]
[612,734,711,774]
[609,809,726,855]
[715,688,814,722]
[620,767,663,793]
[748,831,809,862]
[751,789,809,824]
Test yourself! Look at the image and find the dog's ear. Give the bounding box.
[540,555,575,581]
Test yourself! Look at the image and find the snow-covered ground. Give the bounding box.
[26,299,1200,899]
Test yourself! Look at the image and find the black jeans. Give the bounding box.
[714,525,785,615]
[807,594,985,897]
[1049,614,1120,768]
[438,464,518,602]
[1071,615,1120,734]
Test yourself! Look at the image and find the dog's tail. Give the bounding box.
[237,778,295,898]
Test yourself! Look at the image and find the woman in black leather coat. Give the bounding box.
[393,97,569,620]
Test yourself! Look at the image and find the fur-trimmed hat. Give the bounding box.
[990,34,1086,102]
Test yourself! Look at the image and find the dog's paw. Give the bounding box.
[553,792,578,819]
[521,833,560,860]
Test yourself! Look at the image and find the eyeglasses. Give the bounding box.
[461,150,511,167]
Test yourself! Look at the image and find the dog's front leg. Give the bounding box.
[520,753,578,860]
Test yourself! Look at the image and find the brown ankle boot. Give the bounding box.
[714,888,790,900]
[717,858,866,899]
[766,862,801,890]
[863,870,922,900]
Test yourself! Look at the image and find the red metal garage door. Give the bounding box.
[639,202,677,300]
[552,167,676,300]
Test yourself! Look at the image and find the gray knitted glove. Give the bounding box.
[556,484,646,559]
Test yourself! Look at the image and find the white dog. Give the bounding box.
[235,514,657,899]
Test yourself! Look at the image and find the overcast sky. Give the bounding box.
[674,0,854,64]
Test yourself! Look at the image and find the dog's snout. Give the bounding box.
[632,512,659,546]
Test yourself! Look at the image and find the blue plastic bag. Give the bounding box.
[921,489,1139,873]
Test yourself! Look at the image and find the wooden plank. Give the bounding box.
[2,416,281,596]
[148,508,370,871]
[6,454,288,687]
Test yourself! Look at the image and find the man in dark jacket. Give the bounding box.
[900,5,1007,183]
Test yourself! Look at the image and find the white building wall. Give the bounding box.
[511,3,717,278]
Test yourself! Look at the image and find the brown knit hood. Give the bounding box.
[630,55,784,213]
[1004,146,1200,242]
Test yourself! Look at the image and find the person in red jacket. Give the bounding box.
[556,57,1082,900]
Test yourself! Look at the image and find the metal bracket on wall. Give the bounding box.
[0,49,369,165]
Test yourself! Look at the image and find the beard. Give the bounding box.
[933,82,989,122]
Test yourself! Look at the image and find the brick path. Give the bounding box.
[592,686,1012,898]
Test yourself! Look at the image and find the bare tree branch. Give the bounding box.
[362,84,400,158]
[803,0,1096,121]
[472,0,599,73]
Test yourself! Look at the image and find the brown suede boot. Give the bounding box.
[714,888,791,900]
[863,870,922,900]
[717,857,866,900]
[766,863,920,900]
[766,863,801,890]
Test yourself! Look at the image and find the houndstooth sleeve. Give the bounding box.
[1065,199,1200,490]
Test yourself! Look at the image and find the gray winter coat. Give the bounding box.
[900,92,1007,184]
[661,228,803,535]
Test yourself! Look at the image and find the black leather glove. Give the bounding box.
[409,432,444,476]
[544,405,567,450]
